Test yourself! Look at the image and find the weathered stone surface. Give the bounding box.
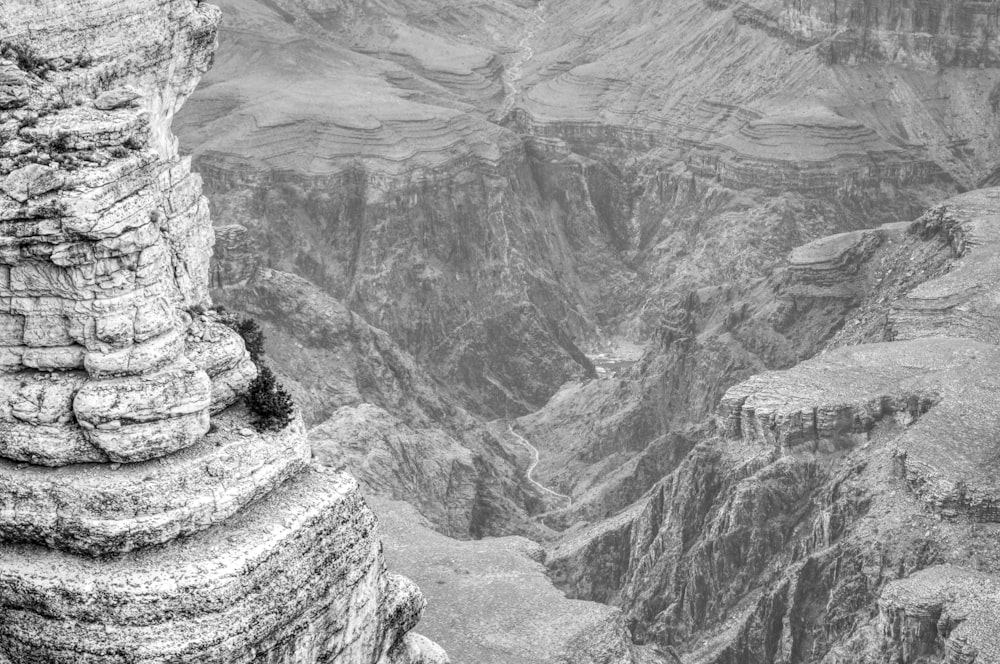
[0,1,447,662]
[0,0,222,465]
[0,468,438,664]
[891,187,1000,345]
[0,370,106,465]
[73,358,212,462]
[719,338,1000,520]
[184,314,256,411]
[0,407,309,555]
[0,163,65,202]
[94,87,142,111]
[878,566,1000,664]
[391,634,450,664]
[0,63,29,110]
[784,223,904,296]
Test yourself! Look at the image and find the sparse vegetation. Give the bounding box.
[221,313,265,363]
[218,310,293,431]
[50,132,72,151]
[2,40,49,77]
[244,365,294,432]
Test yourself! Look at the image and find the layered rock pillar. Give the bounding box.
[0,1,445,662]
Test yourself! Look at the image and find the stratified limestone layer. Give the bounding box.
[0,468,429,664]
[718,337,1000,520]
[0,407,309,556]
[892,187,1000,345]
[689,110,940,194]
[879,566,1000,663]
[0,2,447,663]
[0,0,256,465]
[782,222,909,297]
[184,313,257,412]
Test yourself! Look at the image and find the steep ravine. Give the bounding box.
[543,188,1000,662]
[173,0,1000,661]
[176,0,1000,419]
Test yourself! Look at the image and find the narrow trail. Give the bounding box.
[508,425,572,505]
[497,1,547,120]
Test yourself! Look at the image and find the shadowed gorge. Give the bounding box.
[170,0,1000,660]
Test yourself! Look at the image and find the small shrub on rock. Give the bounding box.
[218,311,265,362]
[245,365,294,432]
[3,40,48,77]
[235,317,265,363]
[217,310,294,431]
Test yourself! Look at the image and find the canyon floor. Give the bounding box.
[175,0,1000,661]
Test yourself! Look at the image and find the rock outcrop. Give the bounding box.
[0,1,444,662]
[540,188,1000,662]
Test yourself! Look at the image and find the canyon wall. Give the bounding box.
[176,0,1000,419]
[170,0,1000,661]
[175,0,608,417]
[544,188,1000,663]
[0,1,444,662]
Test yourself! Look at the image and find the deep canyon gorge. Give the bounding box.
[2,0,1000,661]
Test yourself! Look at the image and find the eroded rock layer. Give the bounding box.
[2,468,446,664]
[0,1,446,662]
[538,188,1000,663]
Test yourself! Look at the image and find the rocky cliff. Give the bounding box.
[175,0,604,417]
[174,0,1000,427]
[543,188,1000,662]
[0,1,444,662]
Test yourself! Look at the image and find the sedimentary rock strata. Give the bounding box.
[688,110,942,195]
[0,1,446,662]
[536,186,1000,660]
[0,469,431,664]
[0,407,310,556]
[878,566,1000,663]
[891,187,1000,345]
[719,338,1000,519]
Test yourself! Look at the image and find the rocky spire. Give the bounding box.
[0,2,446,662]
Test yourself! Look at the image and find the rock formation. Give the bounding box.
[0,1,445,662]
[173,0,1000,423]
[541,188,1000,662]
[175,0,601,417]
[166,0,1000,660]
